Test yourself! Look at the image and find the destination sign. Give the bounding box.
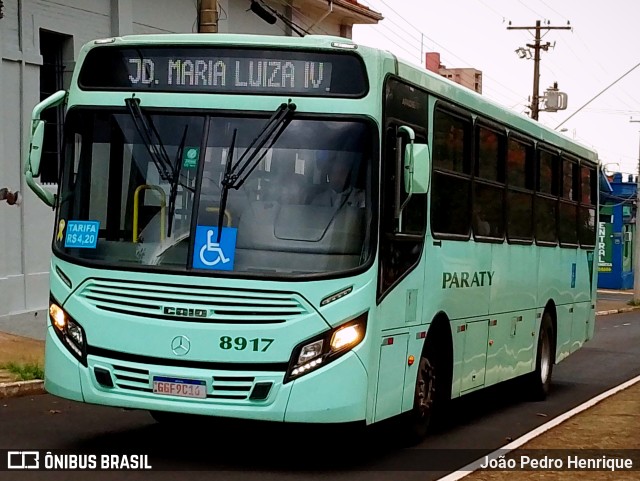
[127,56,331,92]
[78,47,367,97]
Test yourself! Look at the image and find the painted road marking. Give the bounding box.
[435,374,640,481]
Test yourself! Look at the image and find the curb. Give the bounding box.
[596,306,640,316]
[436,374,640,480]
[0,380,45,399]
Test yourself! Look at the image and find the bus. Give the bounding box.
[25,33,599,442]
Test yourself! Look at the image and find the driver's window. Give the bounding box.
[378,78,428,299]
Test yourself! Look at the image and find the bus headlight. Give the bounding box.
[285,312,367,383]
[49,298,87,366]
[330,324,362,351]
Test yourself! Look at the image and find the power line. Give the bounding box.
[474,0,505,22]
[516,0,547,21]
[359,0,526,105]
[572,31,640,108]
[556,60,640,129]
[536,0,569,22]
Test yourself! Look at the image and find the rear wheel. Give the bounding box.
[523,312,554,400]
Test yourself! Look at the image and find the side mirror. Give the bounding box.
[394,126,415,220]
[405,143,430,194]
[28,121,45,177]
[24,90,67,207]
[403,143,413,194]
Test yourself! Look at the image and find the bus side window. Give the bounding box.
[506,137,534,242]
[377,77,430,298]
[536,149,560,244]
[430,108,472,237]
[473,123,505,240]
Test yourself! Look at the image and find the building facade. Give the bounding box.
[0,0,380,336]
[425,51,482,94]
[598,172,635,289]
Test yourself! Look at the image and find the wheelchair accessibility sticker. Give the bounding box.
[193,226,237,271]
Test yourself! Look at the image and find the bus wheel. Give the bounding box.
[524,312,554,401]
[402,352,436,444]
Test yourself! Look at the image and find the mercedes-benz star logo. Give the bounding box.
[171,335,191,356]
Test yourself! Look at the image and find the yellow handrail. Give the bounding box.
[205,206,232,226]
[133,185,166,243]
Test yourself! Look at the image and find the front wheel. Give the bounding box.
[523,312,554,400]
[400,353,436,444]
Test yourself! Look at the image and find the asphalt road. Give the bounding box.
[1,311,639,481]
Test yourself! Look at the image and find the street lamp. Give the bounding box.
[515,47,532,59]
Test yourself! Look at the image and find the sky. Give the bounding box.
[351,0,640,178]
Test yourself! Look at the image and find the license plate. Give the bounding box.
[152,376,207,399]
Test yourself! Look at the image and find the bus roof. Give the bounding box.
[391,55,599,165]
[84,33,359,49]
[78,33,598,165]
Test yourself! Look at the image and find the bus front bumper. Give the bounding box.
[44,327,368,423]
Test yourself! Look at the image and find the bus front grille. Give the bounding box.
[92,361,275,403]
[78,279,310,324]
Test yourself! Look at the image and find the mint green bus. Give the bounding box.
[26,33,598,441]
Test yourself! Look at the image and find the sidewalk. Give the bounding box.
[0,292,639,480]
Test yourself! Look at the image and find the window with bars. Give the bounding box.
[39,30,72,184]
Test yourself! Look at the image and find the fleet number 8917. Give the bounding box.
[219,336,274,352]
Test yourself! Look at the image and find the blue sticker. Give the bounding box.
[571,263,576,288]
[193,226,237,271]
[64,220,100,248]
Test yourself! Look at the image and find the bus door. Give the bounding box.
[374,78,429,421]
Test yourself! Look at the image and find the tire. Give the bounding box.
[524,312,554,401]
[401,351,437,445]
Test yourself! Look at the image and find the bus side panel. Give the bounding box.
[538,246,576,363]
[571,248,595,351]
[484,310,536,386]
[377,260,426,330]
[489,244,538,314]
[485,243,537,384]
[422,239,492,399]
[423,240,492,320]
[373,333,409,422]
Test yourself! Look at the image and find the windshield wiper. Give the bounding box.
[125,96,175,184]
[215,100,297,241]
[167,124,189,237]
[217,129,237,241]
[125,95,194,238]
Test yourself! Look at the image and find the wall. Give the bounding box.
[0,0,362,339]
[0,0,195,338]
[218,0,285,35]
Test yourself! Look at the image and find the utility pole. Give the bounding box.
[199,0,218,33]
[508,20,571,120]
[630,119,640,302]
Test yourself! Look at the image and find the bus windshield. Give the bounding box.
[55,108,374,277]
